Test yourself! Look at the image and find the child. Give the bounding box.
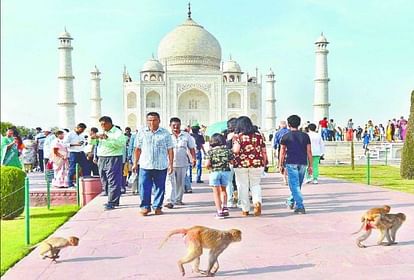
[205,133,233,219]
[362,130,370,155]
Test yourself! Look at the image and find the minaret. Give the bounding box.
[57,28,76,129]
[264,68,276,131]
[90,65,102,127]
[313,32,330,123]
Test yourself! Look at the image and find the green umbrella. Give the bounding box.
[205,121,228,136]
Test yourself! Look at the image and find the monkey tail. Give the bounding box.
[351,221,365,235]
[158,228,188,249]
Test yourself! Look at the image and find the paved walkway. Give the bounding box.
[3,173,414,280]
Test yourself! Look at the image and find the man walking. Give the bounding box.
[64,123,91,187]
[132,112,173,216]
[164,117,196,209]
[190,124,205,183]
[35,127,46,172]
[279,115,313,214]
[96,116,127,210]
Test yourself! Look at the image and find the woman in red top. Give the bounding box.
[232,116,268,216]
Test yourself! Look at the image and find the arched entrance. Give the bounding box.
[178,89,210,126]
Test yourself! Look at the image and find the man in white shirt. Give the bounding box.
[307,123,325,184]
[63,123,91,187]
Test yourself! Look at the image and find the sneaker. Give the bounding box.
[164,203,174,209]
[184,189,193,193]
[242,211,249,217]
[312,180,318,184]
[196,180,204,183]
[154,209,163,215]
[139,208,151,216]
[104,203,114,210]
[222,207,229,217]
[305,179,312,184]
[228,203,237,208]
[253,202,262,216]
[215,212,225,219]
[285,200,294,210]
[175,201,185,206]
[294,208,306,214]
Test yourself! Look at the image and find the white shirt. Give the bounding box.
[43,134,56,159]
[308,131,325,156]
[64,130,86,153]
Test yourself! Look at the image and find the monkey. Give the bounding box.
[352,205,391,235]
[159,226,242,277]
[34,236,79,262]
[356,213,406,248]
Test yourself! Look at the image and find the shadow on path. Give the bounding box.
[214,263,315,276]
[58,256,124,263]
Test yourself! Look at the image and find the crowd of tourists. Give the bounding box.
[312,116,408,142]
[0,113,408,218]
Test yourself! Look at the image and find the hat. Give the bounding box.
[44,127,53,132]
[191,121,200,129]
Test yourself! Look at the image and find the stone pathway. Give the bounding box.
[3,173,414,280]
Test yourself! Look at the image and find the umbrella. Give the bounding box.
[205,121,228,137]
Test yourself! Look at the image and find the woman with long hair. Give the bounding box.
[0,128,22,168]
[232,116,268,216]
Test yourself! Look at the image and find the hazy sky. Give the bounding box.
[1,0,413,129]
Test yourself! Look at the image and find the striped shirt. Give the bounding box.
[135,126,173,170]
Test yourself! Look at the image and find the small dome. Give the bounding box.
[58,30,72,39]
[223,59,242,73]
[158,18,221,70]
[315,33,329,44]
[141,58,164,72]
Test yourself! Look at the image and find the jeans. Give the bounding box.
[38,149,44,172]
[68,152,90,187]
[234,167,263,212]
[285,164,306,209]
[196,150,202,182]
[139,168,167,210]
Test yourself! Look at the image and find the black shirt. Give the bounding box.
[191,133,205,150]
[280,131,310,165]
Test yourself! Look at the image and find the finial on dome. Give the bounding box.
[229,54,232,60]
[152,53,155,59]
[188,2,192,19]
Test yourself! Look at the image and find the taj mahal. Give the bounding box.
[57,5,330,131]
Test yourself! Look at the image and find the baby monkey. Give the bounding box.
[352,205,391,235]
[36,236,79,262]
[356,213,406,248]
[159,226,242,277]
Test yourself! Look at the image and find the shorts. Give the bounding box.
[209,171,231,186]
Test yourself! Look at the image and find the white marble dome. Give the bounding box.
[223,59,242,73]
[141,58,164,72]
[158,18,222,70]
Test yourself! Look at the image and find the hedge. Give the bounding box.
[0,166,26,219]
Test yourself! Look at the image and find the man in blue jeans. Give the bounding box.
[190,124,205,184]
[64,123,91,187]
[132,112,174,216]
[279,115,313,214]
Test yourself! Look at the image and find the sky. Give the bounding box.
[1,0,413,130]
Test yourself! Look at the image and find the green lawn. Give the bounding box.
[1,205,78,276]
[319,165,414,194]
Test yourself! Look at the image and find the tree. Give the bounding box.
[400,90,414,179]
[1,122,34,136]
